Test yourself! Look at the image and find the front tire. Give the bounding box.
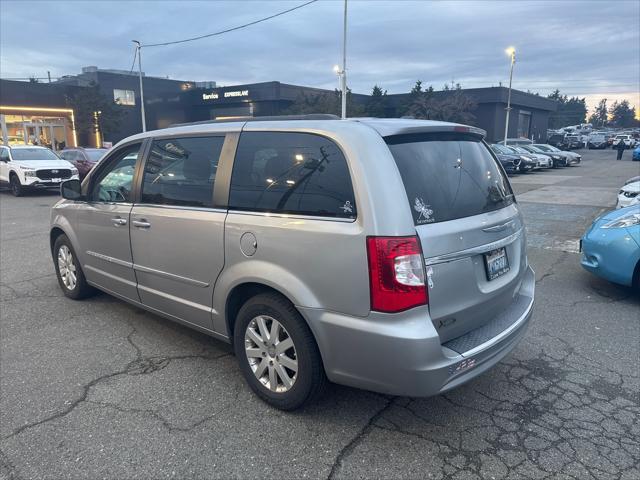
[10,174,24,197]
[53,234,96,299]
[233,293,328,410]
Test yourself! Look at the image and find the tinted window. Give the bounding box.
[0,149,9,161]
[141,136,224,208]
[90,143,140,203]
[386,133,514,225]
[229,132,356,218]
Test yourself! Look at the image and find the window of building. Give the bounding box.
[141,136,224,208]
[113,89,136,106]
[517,111,531,138]
[229,132,356,218]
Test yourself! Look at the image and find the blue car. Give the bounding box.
[633,145,640,161]
[581,206,640,288]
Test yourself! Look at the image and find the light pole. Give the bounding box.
[503,46,516,145]
[132,40,147,132]
[334,0,348,119]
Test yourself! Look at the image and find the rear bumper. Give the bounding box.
[300,266,535,397]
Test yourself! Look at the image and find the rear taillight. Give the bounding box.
[366,236,428,313]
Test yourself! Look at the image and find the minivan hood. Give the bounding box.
[12,159,74,170]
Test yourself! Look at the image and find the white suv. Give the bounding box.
[0,145,79,196]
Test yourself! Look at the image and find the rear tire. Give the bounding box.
[233,292,328,410]
[10,174,24,197]
[53,234,96,300]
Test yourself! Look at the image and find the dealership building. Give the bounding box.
[1,66,557,148]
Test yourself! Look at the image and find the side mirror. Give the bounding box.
[60,179,83,200]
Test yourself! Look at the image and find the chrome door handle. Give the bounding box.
[132,220,151,229]
[111,217,127,226]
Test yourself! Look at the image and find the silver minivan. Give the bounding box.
[51,116,535,410]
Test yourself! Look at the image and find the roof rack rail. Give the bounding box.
[170,114,340,128]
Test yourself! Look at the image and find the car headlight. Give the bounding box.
[71,168,79,175]
[23,169,38,177]
[519,155,529,161]
[551,155,560,160]
[602,212,640,229]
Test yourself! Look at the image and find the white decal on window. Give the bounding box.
[414,197,434,224]
[340,200,353,214]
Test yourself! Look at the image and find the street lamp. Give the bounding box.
[503,46,516,145]
[132,40,146,132]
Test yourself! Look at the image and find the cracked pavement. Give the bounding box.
[1,149,639,479]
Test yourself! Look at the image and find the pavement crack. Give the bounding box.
[327,397,394,480]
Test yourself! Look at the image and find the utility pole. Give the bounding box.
[132,40,147,132]
[503,47,516,145]
[340,0,348,119]
[47,71,51,83]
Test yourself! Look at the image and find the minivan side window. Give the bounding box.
[229,132,357,218]
[90,143,141,203]
[140,136,224,208]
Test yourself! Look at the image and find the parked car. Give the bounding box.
[633,145,640,161]
[564,135,583,149]
[520,145,558,167]
[59,147,108,180]
[50,116,535,410]
[529,144,569,167]
[508,145,553,169]
[491,144,535,172]
[587,133,608,149]
[581,205,640,289]
[0,145,79,196]
[617,181,640,209]
[534,144,580,166]
[612,134,635,149]
[504,138,533,146]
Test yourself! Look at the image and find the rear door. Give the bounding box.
[129,134,230,330]
[386,132,526,342]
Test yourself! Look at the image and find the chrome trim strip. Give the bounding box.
[133,264,209,288]
[461,294,534,358]
[137,284,213,313]
[482,220,515,233]
[228,209,355,223]
[83,264,137,287]
[86,250,133,268]
[134,203,227,214]
[424,227,523,266]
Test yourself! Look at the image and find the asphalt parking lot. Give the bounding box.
[1,149,638,480]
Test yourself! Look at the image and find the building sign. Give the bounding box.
[224,90,249,98]
[202,90,249,101]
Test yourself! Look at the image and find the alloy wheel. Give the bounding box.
[57,245,77,290]
[244,315,298,393]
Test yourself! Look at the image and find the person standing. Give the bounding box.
[616,139,626,160]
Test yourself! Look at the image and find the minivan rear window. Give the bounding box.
[386,132,514,225]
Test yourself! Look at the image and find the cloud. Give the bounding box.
[1,0,638,112]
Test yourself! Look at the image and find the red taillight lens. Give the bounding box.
[366,236,428,313]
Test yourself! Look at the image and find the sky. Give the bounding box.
[1,0,638,116]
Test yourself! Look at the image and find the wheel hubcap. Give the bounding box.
[57,245,77,290]
[244,315,298,393]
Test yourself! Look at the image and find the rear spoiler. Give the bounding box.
[383,125,486,141]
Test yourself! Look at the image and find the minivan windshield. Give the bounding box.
[386,132,514,225]
[10,148,60,161]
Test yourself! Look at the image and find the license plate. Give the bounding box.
[51,178,61,183]
[484,247,510,281]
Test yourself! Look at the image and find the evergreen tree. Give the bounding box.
[365,85,388,117]
[588,98,609,127]
[547,91,587,128]
[609,100,637,128]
